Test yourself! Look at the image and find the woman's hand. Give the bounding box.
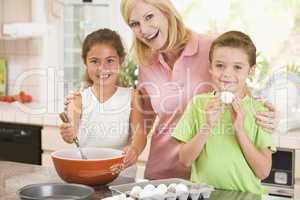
[64,91,81,113]
[231,97,246,133]
[255,101,279,133]
[122,145,139,169]
[59,123,76,144]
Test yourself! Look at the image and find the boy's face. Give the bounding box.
[209,47,255,94]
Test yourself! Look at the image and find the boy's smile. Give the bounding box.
[209,47,255,95]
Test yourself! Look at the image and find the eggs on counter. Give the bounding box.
[130,183,189,198]
[102,194,134,200]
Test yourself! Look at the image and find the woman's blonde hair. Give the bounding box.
[121,0,191,66]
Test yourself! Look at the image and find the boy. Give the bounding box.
[172,31,275,194]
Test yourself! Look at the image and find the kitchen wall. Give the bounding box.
[0,0,66,115]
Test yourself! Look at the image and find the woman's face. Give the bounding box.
[128,0,169,51]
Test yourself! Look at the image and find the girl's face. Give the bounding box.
[128,0,169,51]
[209,47,255,95]
[85,43,120,86]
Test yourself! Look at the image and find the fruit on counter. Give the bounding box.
[0,91,32,103]
[0,95,15,103]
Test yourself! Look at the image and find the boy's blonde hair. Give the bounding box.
[209,31,256,66]
[121,0,191,66]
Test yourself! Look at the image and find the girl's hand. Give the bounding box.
[64,91,81,113]
[205,98,222,129]
[122,145,139,169]
[231,97,246,133]
[255,101,279,133]
[59,123,76,144]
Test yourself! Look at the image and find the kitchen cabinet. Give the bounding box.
[0,0,47,40]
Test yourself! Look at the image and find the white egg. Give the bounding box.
[167,183,177,193]
[139,189,152,198]
[175,183,188,194]
[220,91,235,104]
[144,184,155,191]
[113,194,127,200]
[156,184,168,194]
[130,186,142,197]
[153,187,167,195]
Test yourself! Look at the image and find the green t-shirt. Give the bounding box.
[172,93,275,194]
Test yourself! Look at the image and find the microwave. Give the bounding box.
[262,148,295,197]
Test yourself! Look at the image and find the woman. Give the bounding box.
[120,0,277,180]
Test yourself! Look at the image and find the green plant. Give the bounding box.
[118,56,138,88]
[283,63,300,87]
[247,53,300,90]
[247,52,271,89]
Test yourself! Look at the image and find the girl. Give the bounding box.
[59,28,146,178]
[172,31,275,194]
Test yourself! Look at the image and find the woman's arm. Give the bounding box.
[138,90,157,134]
[129,90,147,154]
[255,101,279,133]
[232,97,272,180]
[123,90,147,168]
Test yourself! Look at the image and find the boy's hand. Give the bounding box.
[122,145,139,169]
[231,97,246,133]
[205,97,222,130]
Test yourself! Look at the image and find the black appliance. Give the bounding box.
[262,148,295,197]
[0,122,42,165]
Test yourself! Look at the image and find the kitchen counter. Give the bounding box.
[0,101,61,126]
[0,161,135,199]
[0,161,293,200]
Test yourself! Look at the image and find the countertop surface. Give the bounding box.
[0,161,293,200]
[0,102,61,126]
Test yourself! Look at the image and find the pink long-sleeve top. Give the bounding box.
[137,32,214,180]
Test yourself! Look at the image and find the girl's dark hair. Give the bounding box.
[209,31,256,66]
[82,28,126,64]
